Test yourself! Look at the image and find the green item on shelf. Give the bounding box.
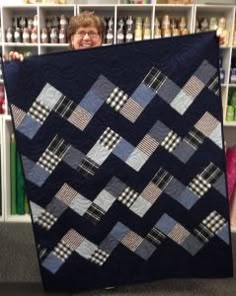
[234,107,236,121]
[231,90,236,107]
[10,133,17,215]
[16,149,25,215]
[226,105,234,121]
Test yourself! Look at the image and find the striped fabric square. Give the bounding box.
[182,75,205,98]
[207,73,219,95]
[195,112,219,137]
[118,187,139,207]
[194,224,214,243]
[68,105,92,130]
[55,183,78,205]
[137,134,159,157]
[189,175,211,197]
[11,104,26,127]
[37,135,70,173]
[202,211,226,233]
[36,209,57,230]
[78,156,99,176]
[168,223,191,244]
[28,100,50,123]
[62,229,85,250]
[98,127,121,150]
[54,95,76,119]
[53,241,73,262]
[152,168,173,191]
[141,182,162,204]
[121,231,143,251]
[84,203,105,224]
[201,163,222,184]
[161,131,181,152]
[146,227,166,247]
[90,249,109,266]
[106,87,129,111]
[143,67,167,92]
[120,98,143,123]
[184,127,205,149]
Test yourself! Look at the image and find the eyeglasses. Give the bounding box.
[75,31,99,38]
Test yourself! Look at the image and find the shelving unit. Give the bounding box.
[0,2,235,228]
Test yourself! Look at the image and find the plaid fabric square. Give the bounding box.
[201,163,222,184]
[119,99,143,123]
[36,210,57,230]
[143,67,167,92]
[146,227,166,247]
[11,104,26,127]
[207,73,219,95]
[54,95,76,119]
[78,156,99,176]
[62,229,85,250]
[53,241,73,262]
[182,75,205,98]
[202,211,226,233]
[90,249,109,266]
[195,112,219,136]
[137,134,159,157]
[68,105,92,131]
[98,127,121,150]
[38,136,69,173]
[121,231,143,251]
[84,203,105,224]
[28,100,50,123]
[161,131,181,152]
[106,87,129,111]
[168,224,191,244]
[194,224,214,243]
[55,183,78,205]
[152,168,172,191]
[189,175,211,197]
[184,127,205,149]
[118,187,139,207]
[141,182,162,204]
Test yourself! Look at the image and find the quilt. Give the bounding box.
[3,31,233,293]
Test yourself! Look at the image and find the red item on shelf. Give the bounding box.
[226,146,236,204]
[0,85,5,114]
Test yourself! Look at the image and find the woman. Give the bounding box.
[8,11,104,61]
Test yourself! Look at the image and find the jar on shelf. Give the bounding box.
[134,16,143,41]
[106,17,114,44]
[117,18,125,44]
[6,27,14,43]
[31,27,38,43]
[59,28,66,44]
[143,16,151,40]
[154,17,161,39]
[60,15,68,30]
[161,15,170,30]
[22,27,30,43]
[50,27,59,43]
[41,27,49,43]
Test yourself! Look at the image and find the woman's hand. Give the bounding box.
[8,51,24,61]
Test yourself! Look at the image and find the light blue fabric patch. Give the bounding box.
[91,74,115,99]
[216,223,229,245]
[175,187,199,209]
[26,163,50,187]
[155,213,177,235]
[17,114,42,139]
[46,197,68,217]
[21,155,36,178]
[164,178,185,199]
[69,194,92,216]
[94,190,116,211]
[30,201,44,222]
[194,60,216,84]
[208,124,222,149]
[87,142,111,165]
[79,90,104,114]
[181,235,203,256]
[76,240,98,259]
[37,83,62,110]
[172,140,196,163]
[106,177,127,198]
[135,239,156,260]
[157,78,180,104]
[213,174,227,197]
[126,148,148,172]
[113,138,134,162]
[130,196,152,217]
[110,222,130,241]
[42,253,64,274]
[131,82,156,108]
[170,90,193,115]
[100,234,119,253]
[149,120,170,142]
[63,146,84,169]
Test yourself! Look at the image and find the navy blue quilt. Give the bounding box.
[3,31,233,293]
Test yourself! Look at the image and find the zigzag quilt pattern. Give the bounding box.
[3,32,233,292]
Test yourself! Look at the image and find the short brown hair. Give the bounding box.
[67,11,105,48]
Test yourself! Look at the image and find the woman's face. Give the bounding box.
[71,26,102,50]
